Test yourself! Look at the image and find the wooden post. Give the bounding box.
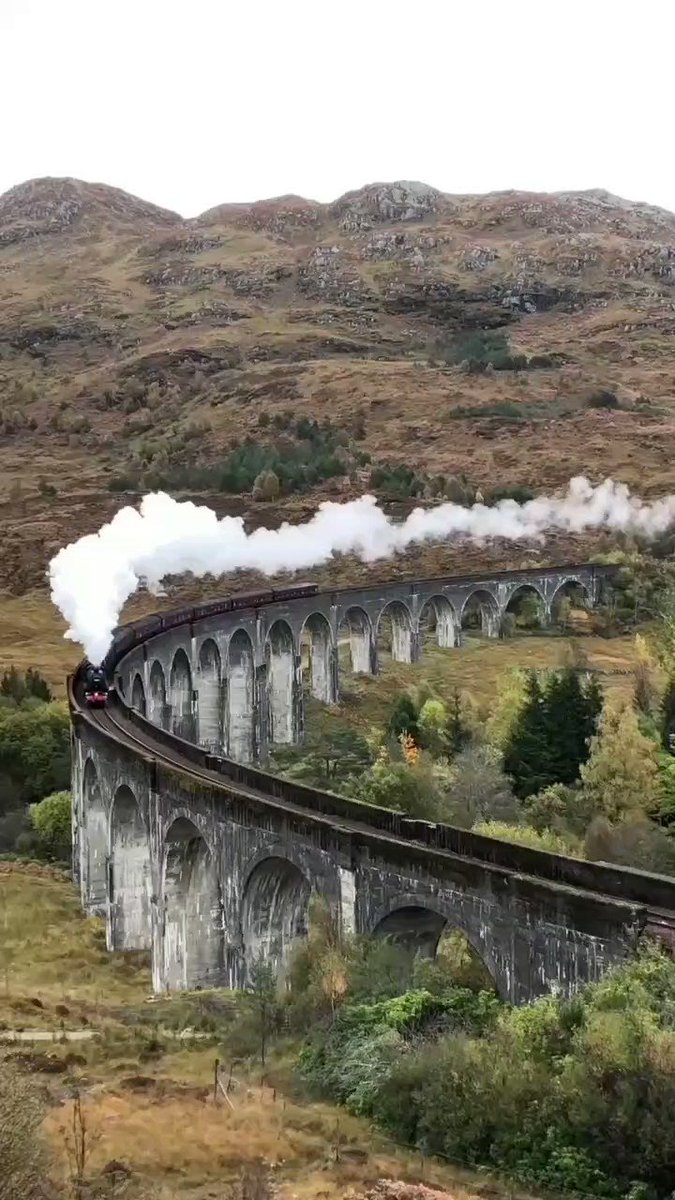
[213,1057,219,1104]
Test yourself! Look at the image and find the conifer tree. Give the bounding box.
[446,689,471,757]
[545,669,602,787]
[503,671,551,798]
[387,692,420,744]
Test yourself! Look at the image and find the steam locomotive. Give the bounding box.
[83,663,109,707]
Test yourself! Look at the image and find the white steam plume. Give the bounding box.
[48,476,675,665]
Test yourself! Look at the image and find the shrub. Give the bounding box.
[0,702,70,816]
[29,790,71,862]
[251,469,280,501]
[369,462,426,497]
[587,389,620,409]
[297,948,675,1197]
[474,819,581,857]
[485,483,536,504]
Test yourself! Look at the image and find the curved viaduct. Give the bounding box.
[69,562,675,1003]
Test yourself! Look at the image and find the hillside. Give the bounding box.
[2,175,675,622]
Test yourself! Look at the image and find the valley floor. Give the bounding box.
[0,866,543,1200]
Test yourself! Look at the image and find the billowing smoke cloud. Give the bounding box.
[48,476,675,664]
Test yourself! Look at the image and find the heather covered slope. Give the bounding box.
[2,176,675,605]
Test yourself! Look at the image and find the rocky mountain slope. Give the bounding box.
[2,175,675,598]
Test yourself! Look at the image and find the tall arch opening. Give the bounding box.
[82,757,107,914]
[265,620,296,745]
[148,661,168,730]
[300,613,335,705]
[551,579,591,632]
[131,673,146,716]
[109,785,151,951]
[503,584,546,635]
[227,630,255,762]
[337,607,374,678]
[170,649,195,741]
[373,905,495,992]
[197,639,223,751]
[377,601,413,665]
[461,590,499,640]
[419,596,459,652]
[163,818,222,991]
[241,857,310,984]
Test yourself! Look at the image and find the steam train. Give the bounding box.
[86,582,319,707]
[83,664,109,707]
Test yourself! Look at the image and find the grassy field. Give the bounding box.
[331,629,640,736]
[0,867,542,1200]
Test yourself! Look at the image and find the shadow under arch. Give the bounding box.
[337,605,374,675]
[82,756,107,914]
[131,672,146,716]
[503,583,546,632]
[371,896,499,995]
[197,638,223,750]
[550,577,591,628]
[461,588,500,639]
[148,660,168,730]
[241,855,311,985]
[419,594,460,650]
[163,817,222,991]
[265,619,296,745]
[300,611,335,704]
[109,784,151,950]
[170,649,195,741]
[377,599,414,664]
[227,629,255,762]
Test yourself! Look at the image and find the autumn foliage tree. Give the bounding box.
[579,697,660,823]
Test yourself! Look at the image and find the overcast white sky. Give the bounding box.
[2,0,673,218]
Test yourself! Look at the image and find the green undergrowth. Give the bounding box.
[297,946,675,1200]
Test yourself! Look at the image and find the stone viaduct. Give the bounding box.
[69,562,675,1004]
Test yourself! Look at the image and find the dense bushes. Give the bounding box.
[430,330,564,374]
[109,416,370,497]
[298,945,675,1198]
[0,700,70,815]
[0,671,71,862]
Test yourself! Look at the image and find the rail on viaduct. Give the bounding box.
[69,562,675,1004]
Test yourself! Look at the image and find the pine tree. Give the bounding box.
[583,674,604,739]
[503,671,552,798]
[544,669,603,787]
[579,698,660,823]
[445,689,471,757]
[387,692,420,744]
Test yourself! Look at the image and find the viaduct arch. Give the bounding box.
[70,561,675,1002]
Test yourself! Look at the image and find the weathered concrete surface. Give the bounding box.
[73,704,648,1004]
[118,564,609,765]
[73,562,654,1005]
